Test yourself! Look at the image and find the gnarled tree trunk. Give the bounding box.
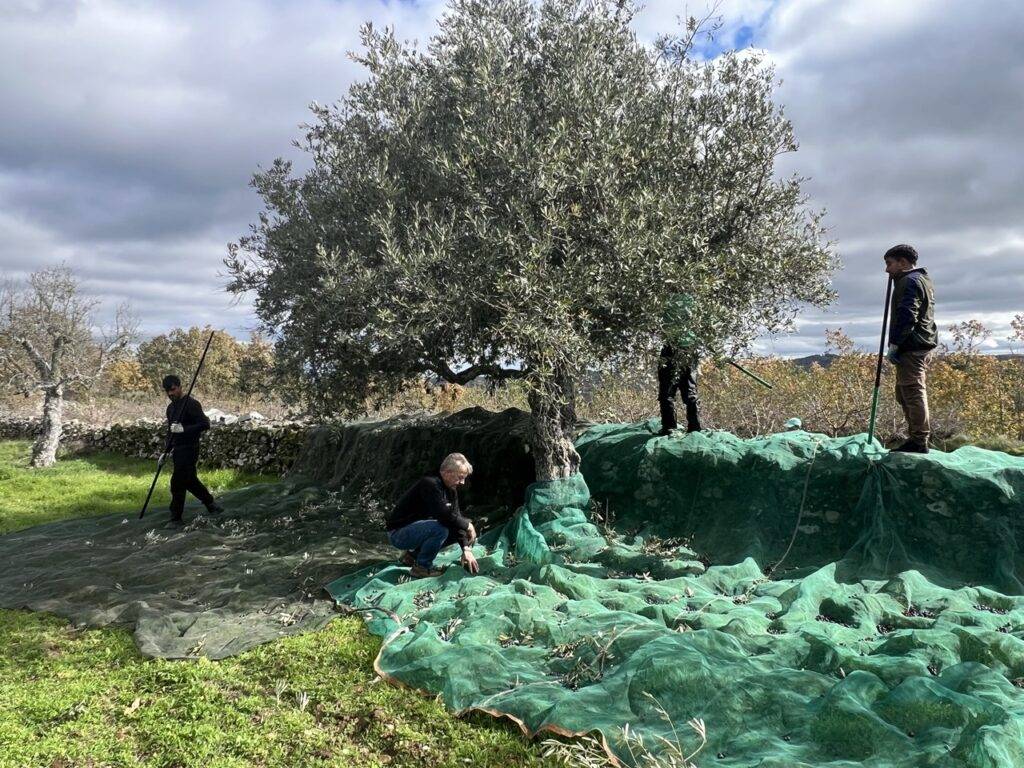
[30,385,64,468]
[527,365,580,481]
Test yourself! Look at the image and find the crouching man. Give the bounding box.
[386,453,480,578]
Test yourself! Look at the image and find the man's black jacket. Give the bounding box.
[386,474,472,547]
[165,395,210,450]
[889,267,938,353]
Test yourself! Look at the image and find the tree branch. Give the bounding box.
[18,337,52,380]
[429,359,526,385]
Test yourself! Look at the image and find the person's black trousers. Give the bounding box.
[169,445,214,520]
[658,358,702,433]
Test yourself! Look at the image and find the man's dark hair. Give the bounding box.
[162,374,181,391]
[883,244,918,265]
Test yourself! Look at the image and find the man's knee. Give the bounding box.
[424,520,449,544]
[899,381,925,404]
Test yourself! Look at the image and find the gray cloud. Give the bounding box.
[760,0,1024,352]
[1,0,1022,355]
[0,0,445,339]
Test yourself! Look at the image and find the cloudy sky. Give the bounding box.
[2,0,1022,355]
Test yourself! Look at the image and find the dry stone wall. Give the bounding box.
[0,416,308,474]
[0,407,539,510]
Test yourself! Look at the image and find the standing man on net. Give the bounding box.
[884,244,938,454]
[658,293,703,436]
[162,374,223,526]
[386,452,479,578]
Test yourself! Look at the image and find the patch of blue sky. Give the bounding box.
[691,23,760,59]
[687,0,776,61]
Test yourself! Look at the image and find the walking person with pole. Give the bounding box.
[161,373,223,526]
[139,330,223,525]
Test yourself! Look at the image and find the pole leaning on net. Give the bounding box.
[866,277,894,447]
[139,330,217,520]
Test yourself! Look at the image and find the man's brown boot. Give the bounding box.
[409,564,444,579]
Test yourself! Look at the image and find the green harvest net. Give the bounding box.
[2,417,1024,765]
[327,424,1024,768]
[0,479,394,658]
[0,409,527,659]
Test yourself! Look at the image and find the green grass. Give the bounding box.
[0,440,275,534]
[0,441,557,768]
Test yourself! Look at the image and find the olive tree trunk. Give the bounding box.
[30,385,64,468]
[527,366,580,481]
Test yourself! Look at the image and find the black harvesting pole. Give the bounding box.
[139,330,216,520]
[866,276,894,447]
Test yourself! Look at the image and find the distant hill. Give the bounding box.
[791,354,839,369]
[789,352,1022,369]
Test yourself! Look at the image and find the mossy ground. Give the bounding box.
[0,440,555,767]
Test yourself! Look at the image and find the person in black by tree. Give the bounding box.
[658,293,702,436]
[386,453,479,578]
[658,343,702,436]
[162,374,223,526]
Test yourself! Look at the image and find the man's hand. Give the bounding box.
[466,522,477,545]
[886,344,901,365]
[170,422,185,434]
[461,547,479,574]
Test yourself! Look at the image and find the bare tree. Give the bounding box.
[0,265,137,467]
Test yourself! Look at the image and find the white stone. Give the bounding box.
[206,408,238,425]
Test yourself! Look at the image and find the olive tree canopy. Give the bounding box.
[227,0,836,479]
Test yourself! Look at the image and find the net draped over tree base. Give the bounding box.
[329,424,1024,767]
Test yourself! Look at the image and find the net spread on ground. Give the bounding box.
[2,421,1024,767]
[329,425,1024,767]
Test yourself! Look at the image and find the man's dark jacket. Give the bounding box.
[889,267,938,352]
[165,396,211,451]
[386,474,472,548]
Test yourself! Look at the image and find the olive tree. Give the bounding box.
[227,0,836,480]
[0,266,136,467]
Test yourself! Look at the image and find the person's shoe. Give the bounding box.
[686,425,702,434]
[204,502,225,516]
[165,516,185,529]
[399,551,416,567]
[657,428,675,437]
[409,564,444,579]
[892,440,929,454]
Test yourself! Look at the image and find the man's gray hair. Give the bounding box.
[440,452,473,475]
